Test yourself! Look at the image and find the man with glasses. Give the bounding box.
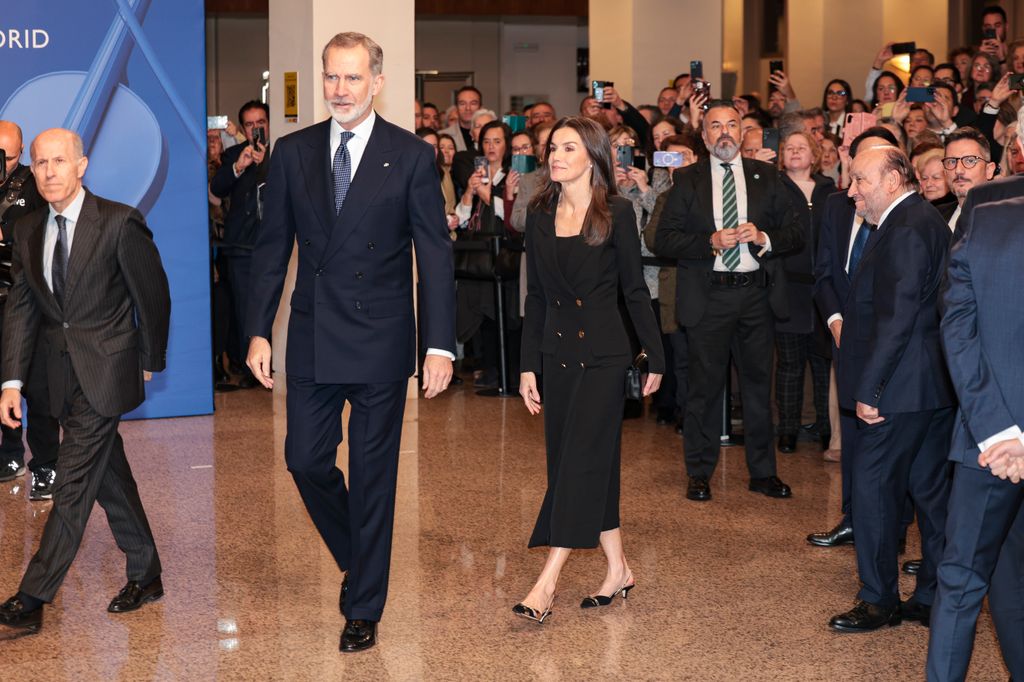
[923,83,960,140]
[439,85,482,152]
[941,127,996,231]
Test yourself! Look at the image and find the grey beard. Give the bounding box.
[711,139,739,161]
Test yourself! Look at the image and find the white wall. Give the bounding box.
[206,16,269,118]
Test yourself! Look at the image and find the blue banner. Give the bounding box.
[0,0,212,417]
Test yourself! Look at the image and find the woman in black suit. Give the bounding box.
[513,117,665,623]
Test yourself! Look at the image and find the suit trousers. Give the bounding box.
[684,284,776,480]
[284,374,407,622]
[774,331,830,435]
[20,363,160,602]
[669,326,689,414]
[225,252,253,371]
[0,310,60,470]
[851,408,953,607]
[927,463,1024,682]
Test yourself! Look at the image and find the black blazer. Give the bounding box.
[246,115,456,384]
[210,142,270,251]
[778,172,835,334]
[521,196,665,375]
[813,190,857,328]
[2,190,170,417]
[652,157,804,328]
[836,193,954,412]
[953,174,1024,243]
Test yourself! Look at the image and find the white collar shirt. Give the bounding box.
[43,186,86,292]
[330,110,377,181]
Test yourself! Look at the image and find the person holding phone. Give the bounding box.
[210,100,271,389]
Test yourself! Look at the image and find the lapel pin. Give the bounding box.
[753,173,760,180]
[383,162,390,167]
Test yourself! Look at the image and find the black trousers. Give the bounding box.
[669,326,690,414]
[684,284,776,480]
[225,252,253,372]
[0,311,60,470]
[284,374,407,622]
[20,365,160,602]
[928,462,1024,681]
[774,331,830,436]
[851,407,953,607]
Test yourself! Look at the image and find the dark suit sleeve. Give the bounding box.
[118,209,171,372]
[940,207,1017,445]
[642,191,669,254]
[855,223,934,407]
[408,140,456,353]
[1,219,41,384]
[520,215,546,374]
[619,101,652,153]
[245,139,296,341]
[813,197,843,321]
[613,203,665,374]
[761,172,804,257]
[653,170,715,260]
[210,146,242,198]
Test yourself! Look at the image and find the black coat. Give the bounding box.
[210,142,270,252]
[778,172,835,334]
[953,174,1024,243]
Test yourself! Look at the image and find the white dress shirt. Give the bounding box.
[947,204,962,232]
[455,167,505,225]
[710,157,771,272]
[2,188,86,391]
[331,111,455,362]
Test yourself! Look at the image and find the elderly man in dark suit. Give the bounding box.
[246,32,455,653]
[928,196,1024,681]
[0,128,171,635]
[829,146,955,633]
[654,100,803,503]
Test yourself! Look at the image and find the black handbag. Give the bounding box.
[625,351,648,401]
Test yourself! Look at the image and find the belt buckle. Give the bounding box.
[734,273,751,287]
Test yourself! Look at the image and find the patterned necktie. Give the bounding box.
[720,162,741,271]
[333,131,356,214]
[52,214,69,306]
[847,221,873,275]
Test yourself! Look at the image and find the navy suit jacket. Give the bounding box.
[246,114,456,384]
[813,190,856,327]
[952,174,1024,244]
[942,197,1024,469]
[837,193,955,412]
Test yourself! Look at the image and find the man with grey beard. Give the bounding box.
[654,100,803,503]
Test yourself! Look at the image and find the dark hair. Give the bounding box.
[743,110,773,129]
[970,52,1000,84]
[422,102,439,114]
[949,46,975,60]
[910,139,944,160]
[914,49,936,66]
[638,104,664,126]
[673,73,690,87]
[821,79,852,112]
[455,85,483,103]
[702,100,740,124]
[850,99,870,112]
[871,71,905,107]
[238,100,269,127]
[654,116,687,136]
[910,65,934,82]
[529,116,617,246]
[477,120,512,168]
[945,126,992,160]
[932,81,959,107]
[739,94,763,112]
[415,127,438,139]
[933,62,963,86]
[850,126,899,156]
[661,131,707,158]
[982,5,1007,23]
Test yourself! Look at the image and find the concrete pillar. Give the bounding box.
[589,0,724,109]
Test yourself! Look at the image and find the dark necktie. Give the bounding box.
[847,220,873,275]
[333,131,356,214]
[720,162,741,271]
[52,214,69,306]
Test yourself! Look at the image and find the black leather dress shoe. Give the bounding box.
[777,435,797,453]
[829,600,902,632]
[686,476,711,501]
[108,577,164,613]
[0,597,42,633]
[902,559,921,575]
[339,575,348,613]
[749,476,792,498]
[807,522,854,547]
[901,598,930,626]
[340,619,377,652]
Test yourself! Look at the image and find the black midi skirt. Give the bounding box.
[528,359,629,549]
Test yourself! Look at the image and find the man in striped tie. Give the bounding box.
[654,101,804,503]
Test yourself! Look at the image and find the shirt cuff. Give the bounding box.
[1,381,23,391]
[757,233,772,257]
[454,200,472,224]
[426,348,455,361]
[827,313,843,327]
[978,425,1023,453]
[983,103,1001,115]
[232,163,242,179]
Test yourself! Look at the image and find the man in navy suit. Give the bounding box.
[927,196,1024,680]
[828,146,955,632]
[246,32,455,653]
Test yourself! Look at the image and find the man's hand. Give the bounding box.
[688,92,708,127]
[829,319,843,348]
[856,401,885,424]
[891,91,911,124]
[925,97,953,129]
[235,145,255,174]
[250,143,267,166]
[0,388,22,429]
[603,85,625,111]
[768,70,797,99]
[642,373,662,397]
[980,39,1007,62]
[520,371,542,415]
[753,148,777,164]
[989,72,1012,108]
[872,42,895,70]
[711,227,740,250]
[143,371,153,382]
[422,355,453,399]
[736,222,766,246]
[675,80,694,106]
[980,438,1024,483]
[246,336,274,389]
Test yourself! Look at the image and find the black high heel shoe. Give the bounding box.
[580,575,635,609]
[512,598,554,624]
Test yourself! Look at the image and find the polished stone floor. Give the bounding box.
[0,380,1009,680]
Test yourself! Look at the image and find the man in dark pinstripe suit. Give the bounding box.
[0,128,170,635]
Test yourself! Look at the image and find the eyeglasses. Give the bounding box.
[511,145,533,154]
[826,89,848,97]
[877,85,898,93]
[942,155,986,170]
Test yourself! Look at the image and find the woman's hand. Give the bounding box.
[614,165,632,189]
[990,72,1013,108]
[627,166,649,192]
[520,372,542,415]
[505,169,520,201]
[891,90,910,124]
[475,170,492,204]
[754,148,777,164]
[462,174,482,206]
[642,373,662,397]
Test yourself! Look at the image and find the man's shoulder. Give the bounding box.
[274,119,331,150]
[968,174,1024,205]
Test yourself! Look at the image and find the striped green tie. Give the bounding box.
[720,162,741,271]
